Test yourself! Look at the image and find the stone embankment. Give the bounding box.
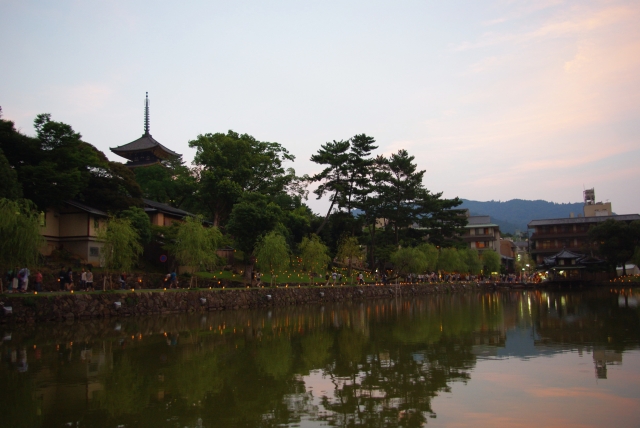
[0,283,501,324]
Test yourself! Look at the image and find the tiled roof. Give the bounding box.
[65,200,108,217]
[467,215,491,225]
[110,133,180,158]
[528,214,640,227]
[143,199,193,218]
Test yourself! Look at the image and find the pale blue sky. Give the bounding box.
[2,0,639,215]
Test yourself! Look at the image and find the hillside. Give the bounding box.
[459,199,584,234]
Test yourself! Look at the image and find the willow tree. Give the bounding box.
[299,234,331,286]
[461,248,483,275]
[437,248,465,273]
[390,247,428,282]
[336,235,363,281]
[0,198,43,291]
[171,215,223,288]
[417,243,439,272]
[481,250,501,276]
[97,217,142,290]
[255,231,290,286]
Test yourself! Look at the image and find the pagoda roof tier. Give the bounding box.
[110,132,180,160]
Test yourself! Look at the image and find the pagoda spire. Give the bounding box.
[144,92,150,135]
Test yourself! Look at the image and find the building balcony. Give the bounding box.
[530,231,589,240]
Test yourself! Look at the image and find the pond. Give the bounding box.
[1,287,639,427]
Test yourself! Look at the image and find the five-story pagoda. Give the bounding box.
[110,93,180,167]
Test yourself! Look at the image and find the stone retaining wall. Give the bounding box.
[0,283,497,324]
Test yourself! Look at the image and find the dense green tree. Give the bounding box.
[415,191,467,247]
[171,216,223,287]
[119,206,152,245]
[460,248,483,274]
[0,148,22,199]
[96,217,143,289]
[0,198,43,290]
[255,231,290,286]
[0,115,142,211]
[437,247,465,272]
[589,219,640,275]
[361,155,390,268]
[83,153,143,212]
[417,243,440,272]
[309,139,350,233]
[134,158,197,209]
[344,134,378,207]
[298,234,331,285]
[390,247,428,280]
[379,149,425,245]
[226,192,284,281]
[336,235,364,279]
[481,250,501,275]
[190,130,295,226]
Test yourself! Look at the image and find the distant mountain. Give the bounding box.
[459,199,584,234]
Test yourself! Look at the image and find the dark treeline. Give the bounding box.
[0,110,467,274]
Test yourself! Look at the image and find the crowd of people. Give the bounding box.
[3,267,42,293]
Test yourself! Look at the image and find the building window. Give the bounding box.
[476,241,486,248]
[94,218,99,230]
[477,228,484,235]
[89,247,100,257]
[39,211,46,227]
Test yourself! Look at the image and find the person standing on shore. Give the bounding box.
[34,271,43,292]
[80,268,87,291]
[18,267,30,292]
[65,268,73,291]
[85,269,93,291]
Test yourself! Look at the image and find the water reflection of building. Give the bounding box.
[593,348,622,379]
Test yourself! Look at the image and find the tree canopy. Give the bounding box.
[189,131,296,226]
[588,219,640,275]
[0,198,43,281]
[170,216,223,287]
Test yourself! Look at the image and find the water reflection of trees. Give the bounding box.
[5,289,636,427]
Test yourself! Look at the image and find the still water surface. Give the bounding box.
[1,287,640,427]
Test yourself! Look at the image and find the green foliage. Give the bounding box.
[97,217,143,284]
[417,243,439,271]
[189,130,295,226]
[336,235,363,276]
[390,247,428,276]
[171,216,223,286]
[298,234,331,284]
[0,115,142,211]
[481,250,501,274]
[0,198,43,275]
[134,159,197,209]
[120,206,152,245]
[255,231,290,285]
[589,219,640,273]
[460,248,483,274]
[226,193,283,255]
[0,148,21,199]
[437,248,465,272]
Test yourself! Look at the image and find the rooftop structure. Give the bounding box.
[110,93,180,168]
[528,213,640,264]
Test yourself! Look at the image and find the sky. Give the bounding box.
[2,0,639,216]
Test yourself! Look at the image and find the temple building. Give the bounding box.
[110,93,180,167]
